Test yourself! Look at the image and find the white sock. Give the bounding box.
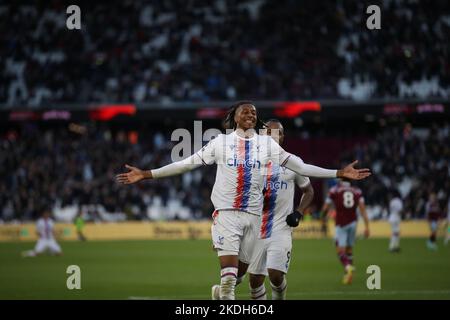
[23,250,36,257]
[220,267,238,300]
[389,237,394,249]
[270,278,287,300]
[250,284,267,300]
[394,236,400,248]
[390,235,400,249]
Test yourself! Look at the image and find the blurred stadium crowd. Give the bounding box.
[2,0,450,107]
[0,123,216,222]
[340,123,450,220]
[1,122,448,222]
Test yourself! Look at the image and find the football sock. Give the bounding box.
[23,250,36,257]
[219,267,238,300]
[250,284,267,300]
[347,253,353,265]
[270,278,287,300]
[338,252,350,267]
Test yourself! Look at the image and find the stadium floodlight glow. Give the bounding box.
[274,101,321,118]
[89,104,137,121]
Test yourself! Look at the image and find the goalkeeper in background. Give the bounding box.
[75,210,87,241]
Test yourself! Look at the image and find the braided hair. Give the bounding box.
[223,101,266,131]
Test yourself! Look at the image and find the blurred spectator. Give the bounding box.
[1,121,448,222]
[0,122,215,222]
[1,0,449,107]
[340,122,450,220]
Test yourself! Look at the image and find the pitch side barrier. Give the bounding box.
[0,220,439,242]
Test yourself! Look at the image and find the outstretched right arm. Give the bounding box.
[116,154,202,184]
[117,135,219,184]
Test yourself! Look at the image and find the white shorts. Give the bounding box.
[389,219,400,234]
[429,220,438,233]
[34,239,62,254]
[335,221,357,248]
[247,231,292,276]
[211,210,260,264]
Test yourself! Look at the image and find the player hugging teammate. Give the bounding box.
[117,101,371,300]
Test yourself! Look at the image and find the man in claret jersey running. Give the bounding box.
[321,179,370,284]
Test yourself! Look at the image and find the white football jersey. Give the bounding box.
[36,218,55,240]
[194,131,290,216]
[259,164,310,238]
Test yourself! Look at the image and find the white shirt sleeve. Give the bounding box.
[151,135,221,178]
[151,154,203,178]
[283,154,337,178]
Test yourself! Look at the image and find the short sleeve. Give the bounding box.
[295,174,311,189]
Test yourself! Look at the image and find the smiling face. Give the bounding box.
[234,104,257,130]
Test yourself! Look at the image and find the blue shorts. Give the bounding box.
[335,221,357,248]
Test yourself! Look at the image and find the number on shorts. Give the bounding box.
[286,251,291,269]
[343,191,355,208]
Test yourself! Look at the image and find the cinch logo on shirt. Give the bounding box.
[227,157,261,169]
[264,180,288,190]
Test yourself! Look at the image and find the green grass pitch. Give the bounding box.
[0,239,449,299]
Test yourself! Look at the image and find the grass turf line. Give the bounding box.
[0,238,449,300]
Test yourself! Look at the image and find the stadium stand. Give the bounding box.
[1,121,448,222]
[1,0,449,107]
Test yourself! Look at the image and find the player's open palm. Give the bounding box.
[116,164,147,184]
[338,160,371,180]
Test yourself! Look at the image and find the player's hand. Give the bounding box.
[337,160,371,180]
[286,210,303,227]
[364,228,370,238]
[116,164,149,184]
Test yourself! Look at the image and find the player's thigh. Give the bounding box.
[239,214,260,264]
[429,220,438,233]
[346,222,357,247]
[335,226,348,248]
[211,210,243,255]
[34,239,48,253]
[247,239,268,276]
[266,236,292,274]
[48,239,62,254]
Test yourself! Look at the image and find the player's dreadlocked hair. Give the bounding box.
[223,101,266,130]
